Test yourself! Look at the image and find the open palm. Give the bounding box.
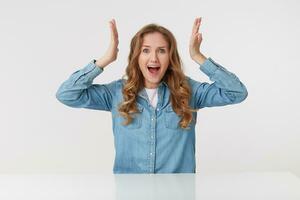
[189,17,202,60]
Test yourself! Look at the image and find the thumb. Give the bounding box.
[197,33,201,41]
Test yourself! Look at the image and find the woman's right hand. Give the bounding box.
[95,19,119,68]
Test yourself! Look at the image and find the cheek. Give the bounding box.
[138,56,144,69]
[138,56,147,66]
[160,55,170,67]
[138,58,146,73]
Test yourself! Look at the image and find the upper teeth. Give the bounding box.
[148,65,160,68]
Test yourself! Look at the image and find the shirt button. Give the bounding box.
[150,152,153,155]
[156,108,159,111]
[151,118,154,121]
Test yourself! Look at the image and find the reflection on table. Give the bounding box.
[0,171,299,200]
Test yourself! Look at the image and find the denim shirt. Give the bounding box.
[56,58,248,174]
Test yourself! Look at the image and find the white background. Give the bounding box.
[0,0,299,177]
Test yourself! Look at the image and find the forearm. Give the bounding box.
[200,58,248,103]
[56,60,103,102]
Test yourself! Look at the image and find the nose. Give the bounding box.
[150,52,158,63]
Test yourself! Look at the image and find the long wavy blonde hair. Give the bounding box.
[118,23,198,129]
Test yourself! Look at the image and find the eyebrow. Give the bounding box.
[142,45,167,48]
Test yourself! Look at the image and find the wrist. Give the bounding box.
[95,58,109,69]
[193,53,207,65]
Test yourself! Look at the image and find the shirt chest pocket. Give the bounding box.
[113,104,144,129]
[163,105,181,129]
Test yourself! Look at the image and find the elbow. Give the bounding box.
[55,88,84,108]
[55,89,72,106]
[56,90,66,104]
[226,84,248,104]
[236,84,248,103]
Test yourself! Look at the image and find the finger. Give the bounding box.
[189,33,197,45]
[109,21,118,44]
[197,33,202,42]
[195,17,201,33]
[190,30,199,41]
[190,32,201,45]
[192,18,198,35]
[194,17,201,35]
[111,19,118,39]
[113,19,119,38]
[109,21,114,39]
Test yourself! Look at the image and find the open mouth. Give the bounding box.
[147,65,161,75]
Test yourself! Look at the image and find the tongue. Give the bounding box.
[149,67,159,73]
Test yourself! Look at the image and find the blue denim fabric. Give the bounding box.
[56,58,248,174]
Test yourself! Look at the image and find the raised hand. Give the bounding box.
[95,19,119,68]
[189,17,206,64]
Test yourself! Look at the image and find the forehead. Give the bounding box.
[142,32,168,47]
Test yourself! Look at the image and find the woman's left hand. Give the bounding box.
[189,17,203,61]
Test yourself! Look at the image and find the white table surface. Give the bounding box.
[0,171,300,200]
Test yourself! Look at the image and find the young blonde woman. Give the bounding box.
[56,18,248,174]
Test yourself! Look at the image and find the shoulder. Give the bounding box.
[112,78,127,91]
[185,76,201,87]
[184,75,210,94]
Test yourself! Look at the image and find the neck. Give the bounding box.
[144,81,159,89]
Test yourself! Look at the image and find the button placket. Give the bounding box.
[149,108,157,173]
[146,87,162,173]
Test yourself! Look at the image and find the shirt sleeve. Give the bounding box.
[55,60,116,111]
[188,57,248,109]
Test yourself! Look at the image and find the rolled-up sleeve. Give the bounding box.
[55,60,116,111]
[188,57,248,109]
